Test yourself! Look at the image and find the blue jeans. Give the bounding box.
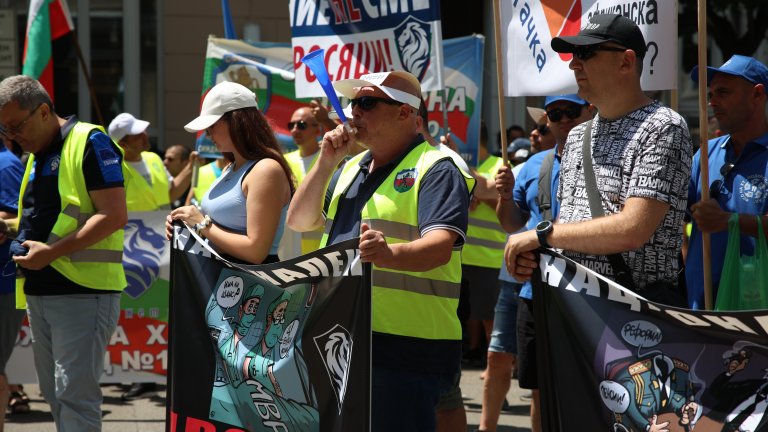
[27,293,120,432]
[488,281,520,354]
[372,366,453,432]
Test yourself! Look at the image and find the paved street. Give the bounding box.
[4,366,532,431]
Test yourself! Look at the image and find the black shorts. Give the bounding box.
[516,297,537,390]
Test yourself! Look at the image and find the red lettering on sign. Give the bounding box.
[346,0,362,22]
[383,39,393,70]
[329,0,346,24]
[293,46,305,72]
[324,44,337,81]
[337,43,354,80]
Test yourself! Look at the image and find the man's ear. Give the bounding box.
[399,104,414,120]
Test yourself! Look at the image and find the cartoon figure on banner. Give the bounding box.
[205,271,319,429]
[703,345,768,432]
[600,320,700,432]
[123,218,167,299]
[244,291,292,397]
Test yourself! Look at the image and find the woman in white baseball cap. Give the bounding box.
[166,81,294,264]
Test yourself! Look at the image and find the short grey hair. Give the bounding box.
[0,75,53,112]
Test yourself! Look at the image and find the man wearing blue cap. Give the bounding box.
[485,94,592,432]
[687,55,768,309]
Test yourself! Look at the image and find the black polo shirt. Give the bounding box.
[15,116,124,295]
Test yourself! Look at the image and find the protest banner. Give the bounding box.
[289,0,444,98]
[195,37,308,157]
[7,211,171,383]
[424,34,485,167]
[501,0,678,96]
[533,249,768,432]
[168,225,370,431]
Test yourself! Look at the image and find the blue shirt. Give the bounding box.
[0,146,23,294]
[686,133,768,309]
[511,148,561,299]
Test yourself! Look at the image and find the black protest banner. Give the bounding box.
[168,225,370,431]
[533,249,768,432]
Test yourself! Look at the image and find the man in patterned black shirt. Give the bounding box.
[503,14,692,312]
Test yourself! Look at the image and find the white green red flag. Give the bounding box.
[22,0,75,99]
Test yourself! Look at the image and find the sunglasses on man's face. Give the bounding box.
[546,104,585,122]
[287,120,317,131]
[572,45,628,61]
[350,96,403,111]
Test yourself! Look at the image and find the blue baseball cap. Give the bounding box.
[544,94,588,108]
[690,55,768,91]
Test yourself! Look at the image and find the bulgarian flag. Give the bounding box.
[22,0,75,100]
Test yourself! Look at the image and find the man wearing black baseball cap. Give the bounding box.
[505,15,693,428]
[687,55,768,310]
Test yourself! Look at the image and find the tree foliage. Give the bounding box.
[678,0,768,71]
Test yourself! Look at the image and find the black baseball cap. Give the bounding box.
[551,14,646,59]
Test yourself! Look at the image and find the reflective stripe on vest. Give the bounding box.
[321,142,474,340]
[285,149,322,253]
[462,155,506,268]
[125,151,170,211]
[17,122,126,290]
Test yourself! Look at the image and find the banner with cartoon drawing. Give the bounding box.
[7,211,171,383]
[168,224,370,431]
[533,249,768,432]
[501,0,678,96]
[289,0,444,98]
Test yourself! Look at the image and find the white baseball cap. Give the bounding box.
[333,71,422,109]
[184,81,259,132]
[108,113,149,142]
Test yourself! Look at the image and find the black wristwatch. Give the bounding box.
[536,220,554,248]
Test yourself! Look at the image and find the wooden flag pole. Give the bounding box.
[697,0,713,310]
[70,32,104,126]
[492,0,509,165]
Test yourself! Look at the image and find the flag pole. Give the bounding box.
[696,0,713,310]
[492,0,509,165]
[70,32,104,126]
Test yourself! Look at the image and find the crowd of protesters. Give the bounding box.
[1,11,767,432]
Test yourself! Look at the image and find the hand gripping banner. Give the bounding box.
[168,224,371,431]
[533,249,768,432]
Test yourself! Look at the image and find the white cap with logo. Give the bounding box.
[333,71,422,109]
[108,113,149,143]
[184,81,259,132]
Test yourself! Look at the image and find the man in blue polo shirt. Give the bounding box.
[487,94,592,432]
[687,55,768,309]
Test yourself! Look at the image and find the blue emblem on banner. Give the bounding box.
[393,16,432,81]
[123,219,166,299]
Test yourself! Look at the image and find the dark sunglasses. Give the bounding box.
[350,96,403,111]
[572,45,627,61]
[708,162,736,198]
[546,105,584,122]
[287,120,317,130]
[537,124,550,136]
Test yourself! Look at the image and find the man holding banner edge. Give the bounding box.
[504,15,691,305]
[287,70,474,431]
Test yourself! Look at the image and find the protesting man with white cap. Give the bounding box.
[0,75,127,431]
[687,55,768,309]
[287,71,474,431]
[109,113,191,211]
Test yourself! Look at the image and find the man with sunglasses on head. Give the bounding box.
[0,75,127,432]
[282,107,323,256]
[488,94,592,432]
[287,71,474,431]
[687,55,768,309]
[505,12,692,323]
